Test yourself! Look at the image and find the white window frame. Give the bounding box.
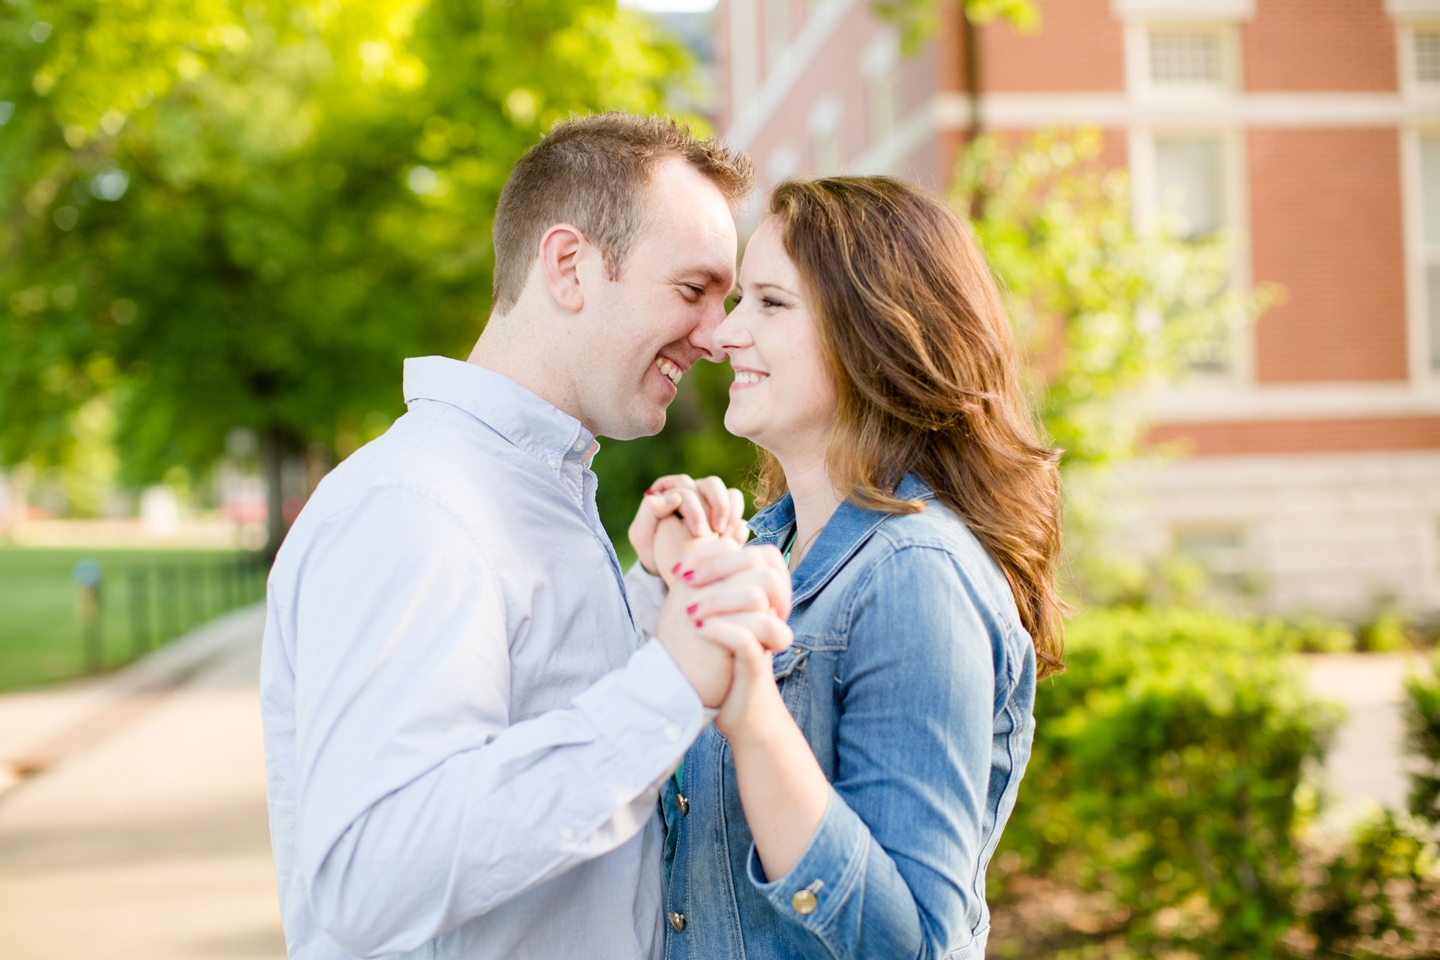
[1129,126,1253,382]
[1124,21,1243,101]
[1400,126,1440,381]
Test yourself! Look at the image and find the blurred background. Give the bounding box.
[4,0,1440,957]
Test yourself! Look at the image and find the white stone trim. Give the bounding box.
[1112,0,1254,22]
[723,0,861,152]
[1148,381,1440,422]
[976,91,1440,127]
[1389,0,1440,20]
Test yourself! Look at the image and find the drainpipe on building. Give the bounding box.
[960,3,984,219]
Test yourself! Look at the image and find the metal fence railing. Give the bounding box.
[72,551,269,675]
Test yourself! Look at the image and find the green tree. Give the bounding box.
[954,129,1279,601]
[0,0,691,553]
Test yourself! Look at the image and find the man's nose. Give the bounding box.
[690,298,731,363]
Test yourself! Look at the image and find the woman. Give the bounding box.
[632,176,1065,960]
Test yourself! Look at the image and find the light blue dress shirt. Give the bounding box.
[260,356,698,959]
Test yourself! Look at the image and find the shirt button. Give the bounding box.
[668,912,686,932]
[547,455,559,470]
[791,889,818,915]
[572,439,586,452]
[663,723,682,742]
[677,793,690,816]
[559,827,574,842]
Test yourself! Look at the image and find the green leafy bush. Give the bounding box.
[1405,664,1440,821]
[1296,809,1437,958]
[991,607,1339,958]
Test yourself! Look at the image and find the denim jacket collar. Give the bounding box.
[748,474,937,605]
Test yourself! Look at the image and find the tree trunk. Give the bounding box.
[261,426,285,563]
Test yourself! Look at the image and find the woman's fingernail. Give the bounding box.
[694,619,704,628]
[682,570,694,581]
[672,563,682,574]
[686,603,698,614]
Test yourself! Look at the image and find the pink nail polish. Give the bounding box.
[694,619,704,628]
[672,563,682,574]
[682,570,694,581]
[686,603,698,614]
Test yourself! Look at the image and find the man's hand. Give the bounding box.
[628,475,747,576]
[654,538,793,708]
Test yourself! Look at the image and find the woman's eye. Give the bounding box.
[762,297,783,309]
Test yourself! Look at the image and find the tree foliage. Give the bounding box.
[0,0,692,491]
[954,130,1279,600]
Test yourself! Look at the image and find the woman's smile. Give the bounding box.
[730,367,768,388]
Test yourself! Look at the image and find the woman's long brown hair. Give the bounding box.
[758,177,1066,677]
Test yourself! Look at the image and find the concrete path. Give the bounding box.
[0,605,284,960]
[1305,650,1429,830]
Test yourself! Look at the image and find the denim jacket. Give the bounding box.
[661,476,1037,960]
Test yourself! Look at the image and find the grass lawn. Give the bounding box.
[0,547,266,692]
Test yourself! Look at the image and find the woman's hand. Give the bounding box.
[698,619,788,744]
[653,515,712,587]
[628,474,747,575]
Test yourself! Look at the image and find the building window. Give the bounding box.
[1416,29,1440,85]
[1149,29,1223,86]
[1174,525,1250,595]
[808,95,843,175]
[863,32,899,145]
[1155,136,1225,238]
[762,0,790,72]
[766,142,800,189]
[1421,135,1440,372]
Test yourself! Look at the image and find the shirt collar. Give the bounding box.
[403,356,598,468]
[747,474,936,605]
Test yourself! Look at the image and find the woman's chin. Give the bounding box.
[722,407,762,445]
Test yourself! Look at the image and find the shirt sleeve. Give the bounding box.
[623,561,668,638]
[745,545,1024,960]
[287,485,705,958]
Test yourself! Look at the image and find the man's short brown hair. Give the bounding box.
[490,113,754,315]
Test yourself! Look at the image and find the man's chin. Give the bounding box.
[595,406,667,442]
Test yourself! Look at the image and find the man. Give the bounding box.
[261,114,792,959]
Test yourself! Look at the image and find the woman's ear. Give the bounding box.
[537,223,587,313]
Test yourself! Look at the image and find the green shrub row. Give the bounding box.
[989,607,1437,959]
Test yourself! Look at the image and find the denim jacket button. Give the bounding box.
[791,890,818,915]
[677,794,690,815]
[668,912,687,932]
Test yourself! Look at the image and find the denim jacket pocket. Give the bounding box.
[771,645,811,727]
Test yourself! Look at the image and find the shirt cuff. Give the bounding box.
[747,787,867,931]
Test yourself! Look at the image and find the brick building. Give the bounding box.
[711,0,1440,618]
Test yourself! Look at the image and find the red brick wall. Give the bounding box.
[1149,417,1440,456]
[1249,128,1408,383]
[1244,0,1396,91]
[980,0,1125,92]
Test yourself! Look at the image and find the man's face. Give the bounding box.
[575,156,738,440]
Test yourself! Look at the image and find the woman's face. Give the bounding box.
[716,217,838,459]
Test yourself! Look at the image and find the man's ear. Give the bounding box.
[538,223,586,313]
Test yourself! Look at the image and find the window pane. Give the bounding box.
[1150,31,1221,84]
[1428,263,1440,371]
[1417,31,1440,84]
[1422,137,1440,244]
[1155,138,1224,237]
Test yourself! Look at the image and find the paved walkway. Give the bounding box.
[1306,651,1427,830]
[0,606,1426,959]
[0,606,284,960]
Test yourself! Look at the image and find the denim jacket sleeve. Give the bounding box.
[746,543,1006,960]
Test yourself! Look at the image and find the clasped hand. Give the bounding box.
[630,476,793,734]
